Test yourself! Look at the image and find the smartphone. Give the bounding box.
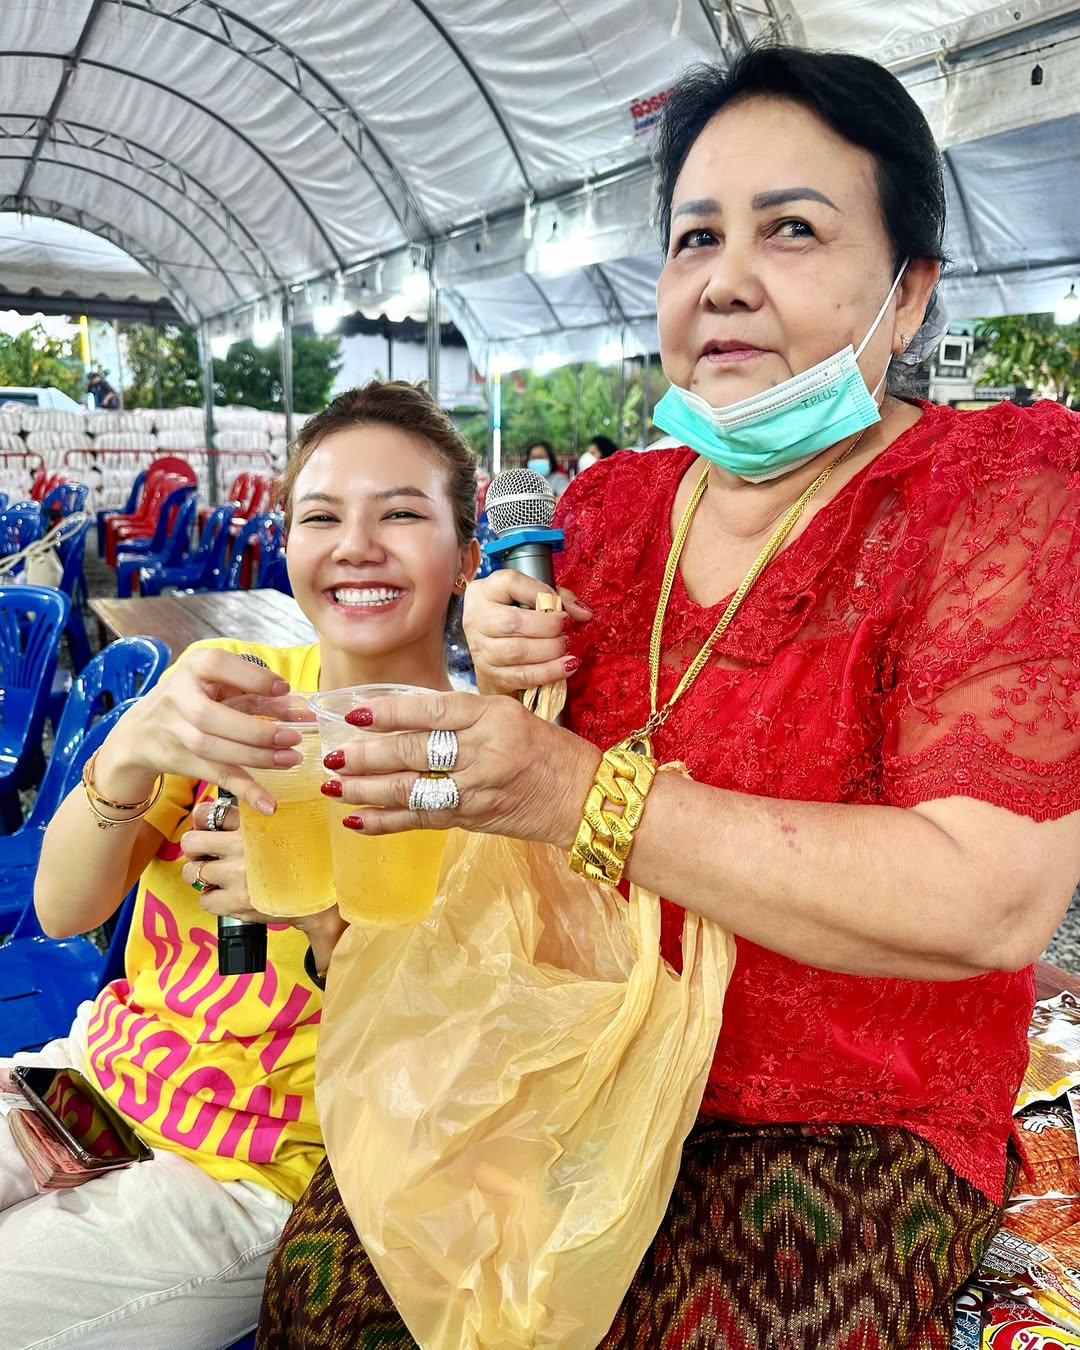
[10,1066,154,1168]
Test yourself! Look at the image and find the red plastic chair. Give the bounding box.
[104,471,191,565]
[197,471,249,531]
[30,470,66,502]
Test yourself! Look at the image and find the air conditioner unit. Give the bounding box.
[937,335,972,369]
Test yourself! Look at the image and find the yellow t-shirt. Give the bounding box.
[84,638,327,1202]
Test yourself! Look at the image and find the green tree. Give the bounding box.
[460,360,654,464]
[213,336,342,412]
[123,324,201,408]
[975,313,1080,407]
[0,325,83,400]
[121,325,342,412]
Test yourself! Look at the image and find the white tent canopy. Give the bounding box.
[1,0,1078,376]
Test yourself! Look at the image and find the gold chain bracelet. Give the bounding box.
[82,748,163,830]
[568,744,657,886]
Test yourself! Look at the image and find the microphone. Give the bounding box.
[215,789,268,976]
[216,650,271,977]
[483,468,563,587]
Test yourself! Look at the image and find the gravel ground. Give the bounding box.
[76,535,1080,975]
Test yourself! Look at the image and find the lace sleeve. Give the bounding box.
[881,441,1080,821]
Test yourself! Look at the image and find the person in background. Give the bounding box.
[86,370,119,410]
[577,433,619,472]
[525,439,570,497]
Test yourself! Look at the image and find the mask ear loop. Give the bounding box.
[856,259,909,401]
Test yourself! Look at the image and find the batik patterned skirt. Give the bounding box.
[256,1118,1010,1350]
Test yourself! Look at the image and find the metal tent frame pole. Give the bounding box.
[281,293,294,446]
[425,252,440,403]
[197,322,219,505]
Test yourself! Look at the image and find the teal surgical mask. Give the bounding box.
[652,264,908,482]
[527,458,551,476]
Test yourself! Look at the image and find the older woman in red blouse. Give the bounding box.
[261,46,1080,1349]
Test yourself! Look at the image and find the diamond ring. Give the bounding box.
[206,796,231,831]
[426,729,458,773]
[408,774,460,812]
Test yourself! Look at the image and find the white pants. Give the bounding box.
[1,1002,293,1350]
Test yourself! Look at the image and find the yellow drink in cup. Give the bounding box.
[310,685,448,927]
[225,694,335,919]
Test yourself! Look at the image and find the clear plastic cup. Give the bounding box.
[224,692,335,919]
[309,684,448,927]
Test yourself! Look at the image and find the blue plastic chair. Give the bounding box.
[0,586,70,832]
[0,502,43,558]
[40,482,78,523]
[0,634,170,929]
[58,515,94,671]
[96,469,147,557]
[139,502,237,596]
[115,490,198,596]
[0,711,138,1054]
[222,512,284,590]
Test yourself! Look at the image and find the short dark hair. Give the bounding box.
[654,46,946,275]
[588,435,618,459]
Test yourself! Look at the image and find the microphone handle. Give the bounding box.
[499,538,557,590]
[215,790,268,976]
[497,540,565,725]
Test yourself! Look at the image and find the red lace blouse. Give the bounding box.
[554,399,1080,1202]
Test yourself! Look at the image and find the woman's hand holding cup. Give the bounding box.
[95,647,304,815]
[182,798,346,968]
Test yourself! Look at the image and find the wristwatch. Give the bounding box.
[303,945,327,991]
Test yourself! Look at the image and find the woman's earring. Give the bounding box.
[453,575,469,594]
[899,332,910,352]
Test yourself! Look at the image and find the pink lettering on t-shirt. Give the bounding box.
[89,1005,155,1091]
[259,985,321,1075]
[161,924,220,1016]
[197,975,256,1043]
[141,891,186,990]
[115,1024,192,1119]
[159,1064,240,1150]
[217,1084,305,1163]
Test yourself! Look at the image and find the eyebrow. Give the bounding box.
[672,187,840,220]
[293,487,434,506]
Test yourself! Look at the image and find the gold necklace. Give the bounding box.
[622,431,867,757]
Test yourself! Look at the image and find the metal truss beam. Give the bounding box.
[1,115,282,292]
[0,50,346,273]
[697,0,791,58]
[585,263,628,327]
[1,195,200,322]
[0,154,244,304]
[402,0,533,193]
[16,0,108,201]
[122,0,433,242]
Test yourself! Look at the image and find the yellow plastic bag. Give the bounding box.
[317,672,734,1349]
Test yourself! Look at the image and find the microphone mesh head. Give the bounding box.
[486,469,557,536]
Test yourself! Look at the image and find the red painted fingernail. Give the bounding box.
[564,656,581,673]
[323,749,345,770]
[342,814,364,830]
[345,707,374,727]
[320,779,342,797]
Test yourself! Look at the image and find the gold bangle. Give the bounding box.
[568,744,657,886]
[82,749,163,829]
